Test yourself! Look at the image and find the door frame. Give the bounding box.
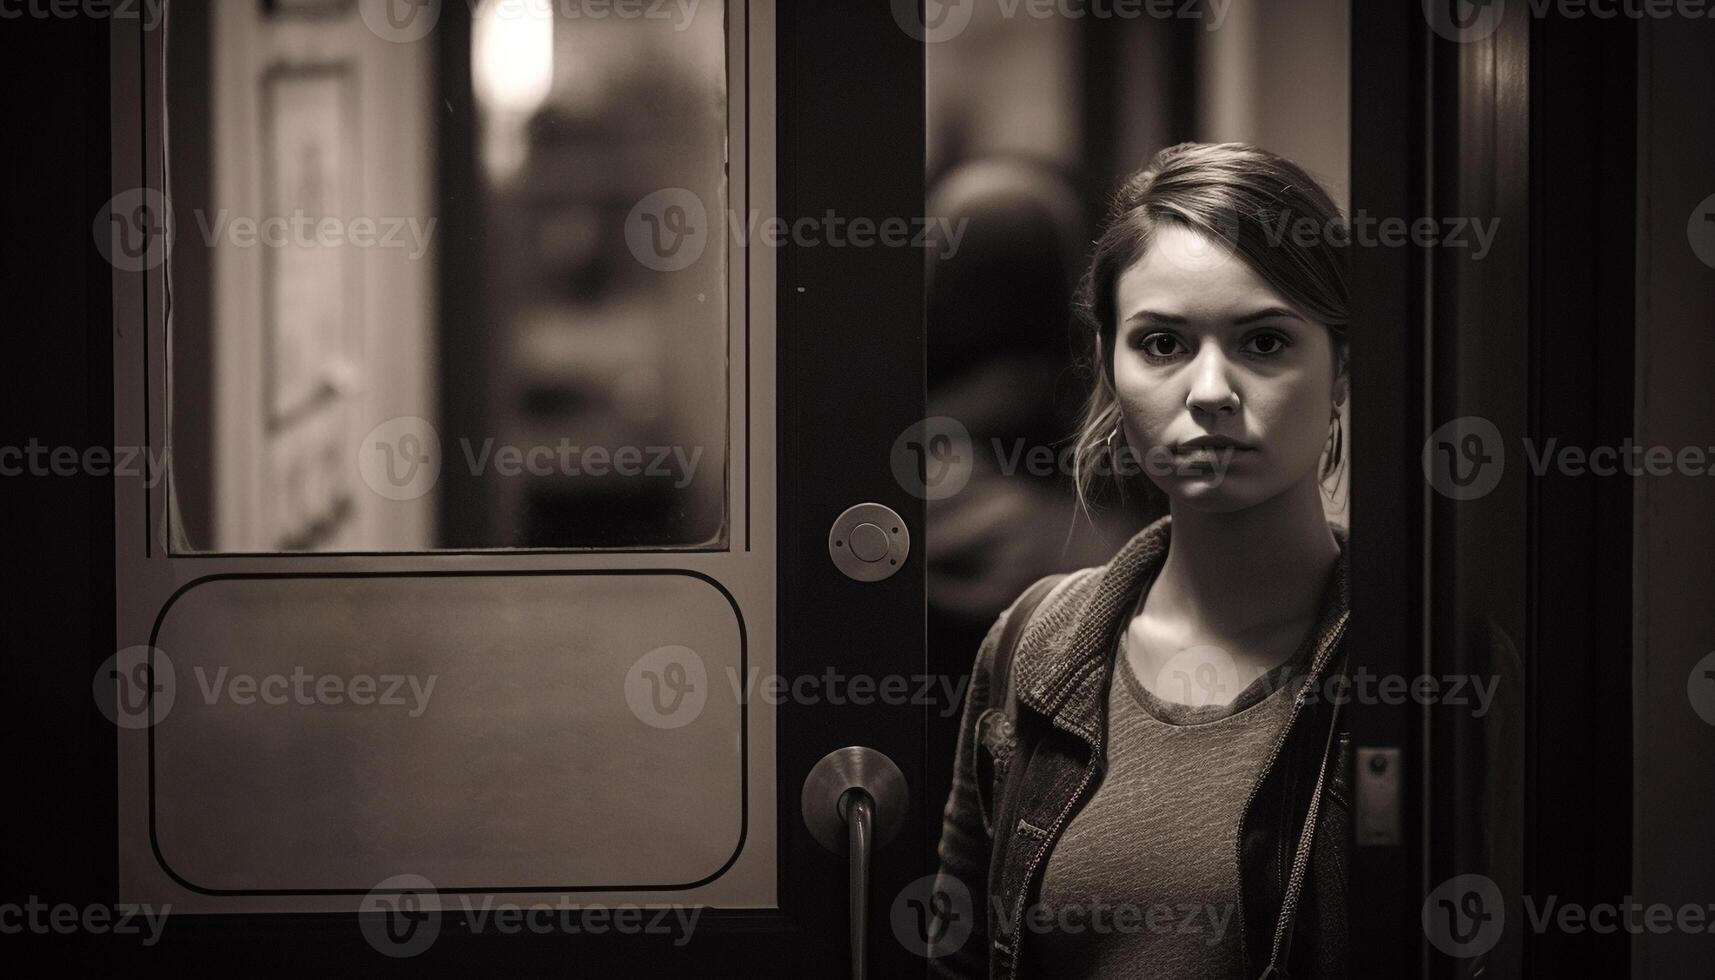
[1347,1,1431,971]
[1349,5,1638,977]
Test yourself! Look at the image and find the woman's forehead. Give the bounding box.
[1115,230,1297,325]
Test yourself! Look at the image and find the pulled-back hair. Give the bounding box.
[1069,141,1350,510]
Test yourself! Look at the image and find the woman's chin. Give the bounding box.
[1156,475,1263,513]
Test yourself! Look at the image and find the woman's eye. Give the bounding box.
[1243,331,1291,356]
[1136,333,1183,360]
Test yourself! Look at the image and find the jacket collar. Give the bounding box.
[1012,514,1351,748]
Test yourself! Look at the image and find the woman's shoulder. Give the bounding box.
[999,519,1170,678]
[994,567,1102,664]
[973,523,1147,683]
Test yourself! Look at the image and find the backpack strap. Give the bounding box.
[992,573,1068,721]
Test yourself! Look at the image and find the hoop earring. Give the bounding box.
[1322,410,1344,478]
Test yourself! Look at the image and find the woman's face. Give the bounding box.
[1112,223,1345,513]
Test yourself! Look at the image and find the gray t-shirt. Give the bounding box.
[1024,576,1307,979]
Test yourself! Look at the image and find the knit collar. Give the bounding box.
[1012,513,1351,748]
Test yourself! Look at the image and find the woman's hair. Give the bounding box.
[1069,141,1351,511]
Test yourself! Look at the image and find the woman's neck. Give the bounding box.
[1151,474,1342,636]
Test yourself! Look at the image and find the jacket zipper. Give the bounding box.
[1264,695,1343,974]
[1232,614,1348,976]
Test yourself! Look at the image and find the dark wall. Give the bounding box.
[1634,13,1715,977]
[0,14,118,967]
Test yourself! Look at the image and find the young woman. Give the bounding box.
[932,142,1353,980]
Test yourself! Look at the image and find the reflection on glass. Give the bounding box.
[165,0,728,552]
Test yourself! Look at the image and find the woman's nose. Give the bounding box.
[1185,348,1241,417]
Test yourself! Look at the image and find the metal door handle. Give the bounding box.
[843,789,875,980]
[802,747,909,980]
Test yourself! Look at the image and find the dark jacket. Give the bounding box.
[930,515,1352,979]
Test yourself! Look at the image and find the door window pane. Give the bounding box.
[164,0,729,552]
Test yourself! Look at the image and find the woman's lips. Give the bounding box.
[1169,445,1253,466]
[1171,443,1254,455]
